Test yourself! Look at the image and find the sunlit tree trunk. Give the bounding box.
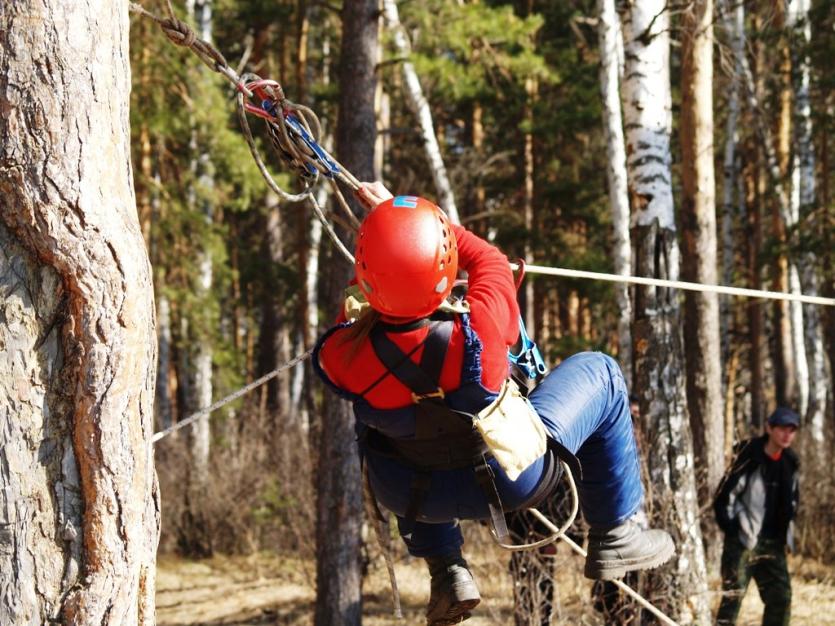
[597,0,631,382]
[619,1,710,621]
[314,2,375,624]
[680,0,724,529]
[787,0,827,451]
[0,1,159,621]
[381,0,459,223]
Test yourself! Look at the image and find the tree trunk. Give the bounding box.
[313,2,377,624]
[522,76,537,336]
[0,2,159,622]
[787,0,828,452]
[619,1,710,621]
[181,0,215,559]
[381,0,460,223]
[719,0,744,367]
[597,0,632,383]
[745,151,767,431]
[680,0,724,525]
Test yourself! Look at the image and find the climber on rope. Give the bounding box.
[312,182,674,626]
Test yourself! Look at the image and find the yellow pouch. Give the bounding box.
[474,378,547,481]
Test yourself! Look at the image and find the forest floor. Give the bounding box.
[157,533,835,625]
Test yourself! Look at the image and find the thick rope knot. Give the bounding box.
[161,17,196,48]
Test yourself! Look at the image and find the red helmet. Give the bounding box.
[355,195,458,318]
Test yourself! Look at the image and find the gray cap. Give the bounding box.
[768,407,800,428]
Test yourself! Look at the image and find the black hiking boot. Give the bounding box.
[424,552,481,625]
[585,512,675,580]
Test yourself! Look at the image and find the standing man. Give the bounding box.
[714,407,801,626]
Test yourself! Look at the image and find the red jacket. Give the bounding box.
[318,225,520,409]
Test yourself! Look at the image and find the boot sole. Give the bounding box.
[583,534,675,581]
[426,597,480,626]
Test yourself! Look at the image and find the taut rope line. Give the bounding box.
[152,350,312,443]
[514,264,835,307]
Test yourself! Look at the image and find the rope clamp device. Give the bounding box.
[508,259,549,380]
[241,78,344,182]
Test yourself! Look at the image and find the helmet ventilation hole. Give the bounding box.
[434,277,448,294]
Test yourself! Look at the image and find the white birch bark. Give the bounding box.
[719,0,744,363]
[619,0,710,621]
[597,0,632,383]
[381,0,460,223]
[0,1,159,621]
[787,0,828,447]
[186,0,214,494]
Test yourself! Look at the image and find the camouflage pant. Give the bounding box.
[716,535,791,626]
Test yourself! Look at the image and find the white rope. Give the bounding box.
[491,460,579,552]
[152,349,313,443]
[557,533,681,626]
[512,263,835,307]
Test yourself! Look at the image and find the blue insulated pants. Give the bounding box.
[397,352,644,557]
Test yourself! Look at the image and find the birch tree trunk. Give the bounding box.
[0,1,159,622]
[313,2,375,623]
[181,0,215,558]
[597,0,632,383]
[680,0,724,516]
[787,0,828,451]
[619,1,710,621]
[381,0,460,223]
[719,0,744,365]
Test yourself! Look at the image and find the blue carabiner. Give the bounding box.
[508,316,549,379]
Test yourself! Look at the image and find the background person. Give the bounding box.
[713,407,800,626]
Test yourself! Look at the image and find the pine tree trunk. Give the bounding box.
[597,0,632,383]
[745,155,766,430]
[313,2,376,624]
[0,2,159,622]
[619,1,710,621]
[381,0,460,223]
[680,0,724,522]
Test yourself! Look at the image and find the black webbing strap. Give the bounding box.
[369,320,454,398]
[474,458,509,541]
[399,472,432,539]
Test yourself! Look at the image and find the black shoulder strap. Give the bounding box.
[369,320,454,398]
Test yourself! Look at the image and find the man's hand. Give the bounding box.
[355,181,394,210]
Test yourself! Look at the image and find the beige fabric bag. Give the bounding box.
[474,378,547,481]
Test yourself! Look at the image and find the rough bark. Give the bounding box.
[680,0,724,515]
[619,0,710,621]
[0,1,159,622]
[597,0,632,383]
[381,0,460,223]
[313,2,376,624]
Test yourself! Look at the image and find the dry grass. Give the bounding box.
[155,522,835,625]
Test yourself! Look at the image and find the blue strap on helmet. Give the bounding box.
[508,316,548,379]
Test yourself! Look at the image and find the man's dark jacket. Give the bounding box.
[713,435,799,550]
